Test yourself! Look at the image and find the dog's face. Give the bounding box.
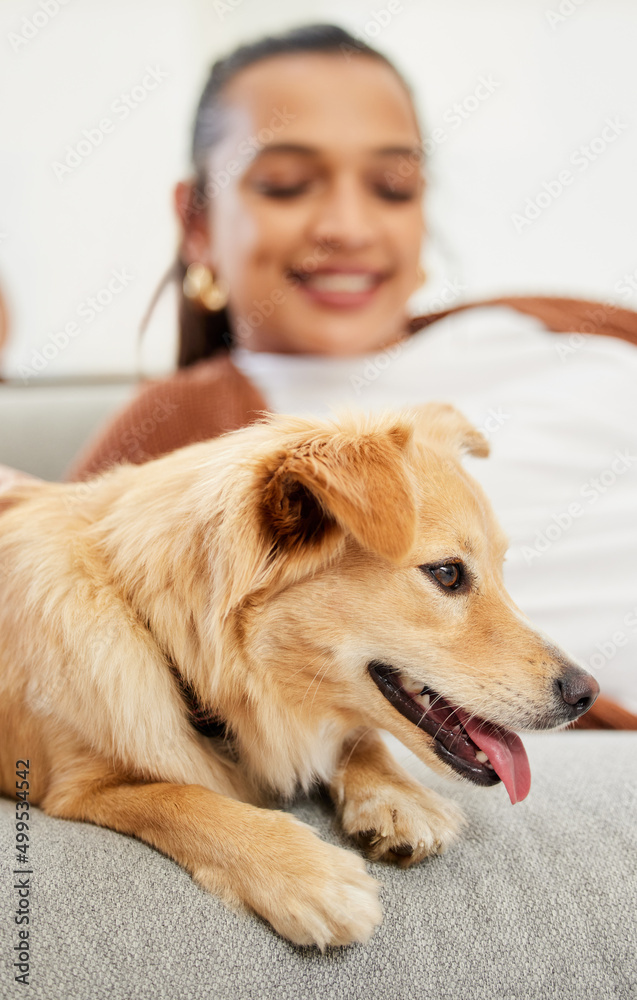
[214,403,598,803]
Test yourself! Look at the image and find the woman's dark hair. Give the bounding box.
[175,23,417,367]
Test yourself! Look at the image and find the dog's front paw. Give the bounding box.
[267,827,383,950]
[340,782,464,868]
[193,813,382,950]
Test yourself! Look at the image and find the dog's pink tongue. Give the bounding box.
[458,711,531,804]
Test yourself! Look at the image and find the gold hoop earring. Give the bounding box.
[183,262,229,312]
[416,264,427,287]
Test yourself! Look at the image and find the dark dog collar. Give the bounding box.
[167,660,228,739]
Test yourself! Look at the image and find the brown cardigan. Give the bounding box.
[68,294,637,482]
[66,294,637,731]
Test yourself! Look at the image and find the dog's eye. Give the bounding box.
[428,563,464,590]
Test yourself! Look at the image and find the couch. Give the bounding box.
[0,732,635,999]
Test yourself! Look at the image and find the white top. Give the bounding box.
[232,306,637,713]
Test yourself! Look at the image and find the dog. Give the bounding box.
[0,403,598,948]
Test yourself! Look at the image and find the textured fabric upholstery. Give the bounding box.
[1,732,635,1000]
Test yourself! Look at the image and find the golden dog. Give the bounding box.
[0,404,598,948]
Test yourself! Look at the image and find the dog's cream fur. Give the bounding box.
[0,404,595,948]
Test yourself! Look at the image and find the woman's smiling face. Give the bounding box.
[182,52,425,356]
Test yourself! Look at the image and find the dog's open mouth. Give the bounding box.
[368,662,531,804]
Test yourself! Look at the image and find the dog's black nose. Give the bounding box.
[556,667,600,716]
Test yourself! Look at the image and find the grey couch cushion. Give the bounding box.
[0,382,136,480]
[1,732,635,1000]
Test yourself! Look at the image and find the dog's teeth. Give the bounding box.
[400,675,423,696]
[413,693,430,711]
[475,750,489,763]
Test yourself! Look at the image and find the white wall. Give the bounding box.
[1,0,636,380]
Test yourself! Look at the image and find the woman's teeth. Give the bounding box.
[303,273,377,293]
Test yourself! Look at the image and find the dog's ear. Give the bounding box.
[407,402,489,458]
[261,424,416,562]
